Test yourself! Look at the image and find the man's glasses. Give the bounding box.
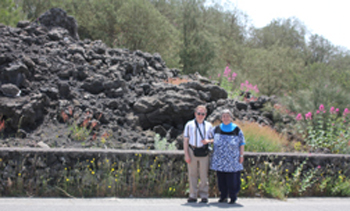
[196,112,206,116]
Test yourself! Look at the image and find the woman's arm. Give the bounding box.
[239,145,244,164]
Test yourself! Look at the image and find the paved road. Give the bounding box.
[0,197,349,211]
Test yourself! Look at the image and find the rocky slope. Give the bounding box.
[0,8,280,150]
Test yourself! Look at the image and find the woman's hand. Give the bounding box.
[239,156,244,164]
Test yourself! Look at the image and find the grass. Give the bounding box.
[234,121,291,152]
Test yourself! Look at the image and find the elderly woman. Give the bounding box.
[203,109,245,204]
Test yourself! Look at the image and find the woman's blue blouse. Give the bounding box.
[210,124,245,172]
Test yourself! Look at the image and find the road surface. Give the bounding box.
[0,197,349,211]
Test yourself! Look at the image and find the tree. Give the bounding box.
[307,34,335,64]
[115,0,180,68]
[0,0,24,26]
[179,0,215,75]
[240,45,304,96]
[249,17,307,52]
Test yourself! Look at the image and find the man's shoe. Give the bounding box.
[201,198,208,203]
[218,198,228,203]
[187,198,197,203]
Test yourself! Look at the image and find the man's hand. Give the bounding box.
[185,154,191,163]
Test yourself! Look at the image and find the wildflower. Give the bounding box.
[317,165,321,169]
[0,119,5,132]
[330,107,336,114]
[285,169,289,172]
[224,66,231,77]
[115,179,118,182]
[137,169,140,173]
[343,108,350,116]
[316,110,320,114]
[319,104,325,111]
[91,171,95,175]
[66,178,69,182]
[296,113,303,121]
[305,112,312,120]
[108,186,111,189]
[18,173,21,177]
[232,72,237,80]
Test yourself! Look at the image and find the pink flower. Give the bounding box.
[224,66,231,77]
[316,110,320,114]
[305,112,312,120]
[218,73,221,78]
[343,108,350,116]
[231,72,237,80]
[336,108,339,113]
[319,104,324,111]
[317,165,321,169]
[296,113,303,121]
[330,107,335,114]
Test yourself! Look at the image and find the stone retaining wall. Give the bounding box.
[0,148,349,197]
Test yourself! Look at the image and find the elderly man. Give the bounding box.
[183,105,213,203]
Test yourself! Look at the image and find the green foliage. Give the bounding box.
[20,0,55,21]
[0,0,24,26]
[69,123,91,141]
[282,80,350,117]
[240,45,304,96]
[295,106,350,154]
[154,134,177,150]
[116,0,180,68]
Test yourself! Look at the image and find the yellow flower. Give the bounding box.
[90,160,94,163]
[139,154,142,157]
[91,171,95,175]
[285,169,289,172]
[256,167,259,170]
[18,173,21,177]
[169,187,172,191]
[108,186,111,189]
[0,158,3,162]
[158,164,161,167]
[111,168,115,172]
[66,178,69,182]
[150,165,153,168]
[106,159,109,163]
[115,179,118,182]
[65,168,67,170]
[137,169,140,173]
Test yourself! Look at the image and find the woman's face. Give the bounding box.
[221,113,232,125]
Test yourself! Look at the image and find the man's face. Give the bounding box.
[195,108,206,123]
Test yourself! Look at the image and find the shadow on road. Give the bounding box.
[181,201,244,209]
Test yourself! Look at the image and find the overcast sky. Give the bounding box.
[220,0,350,50]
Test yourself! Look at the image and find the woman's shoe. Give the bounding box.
[228,199,236,204]
[218,198,228,203]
